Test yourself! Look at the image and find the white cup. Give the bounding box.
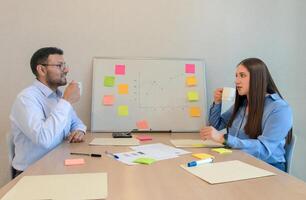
[222,87,236,101]
[77,82,82,96]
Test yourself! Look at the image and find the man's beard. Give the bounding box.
[46,73,67,88]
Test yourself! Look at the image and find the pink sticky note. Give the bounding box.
[185,64,195,73]
[136,135,153,141]
[64,158,85,166]
[103,95,115,105]
[115,64,126,75]
[136,120,149,130]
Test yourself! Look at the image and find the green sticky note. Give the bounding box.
[133,157,156,165]
[104,76,115,87]
[187,91,199,101]
[118,105,129,116]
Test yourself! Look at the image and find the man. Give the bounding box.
[10,47,86,177]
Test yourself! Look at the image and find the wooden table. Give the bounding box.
[1,133,306,200]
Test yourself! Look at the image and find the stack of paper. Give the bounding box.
[1,173,107,200]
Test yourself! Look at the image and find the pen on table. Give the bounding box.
[187,158,214,167]
[105,150,119,159]
[70,152,102,157]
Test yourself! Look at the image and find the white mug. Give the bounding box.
[77,82,82,96]
[222,87,236,101]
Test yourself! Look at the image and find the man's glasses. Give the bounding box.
[40,62,67,70]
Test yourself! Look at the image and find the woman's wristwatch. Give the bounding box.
[223,133,228,146]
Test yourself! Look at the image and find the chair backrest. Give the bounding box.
[6,132,15,179]
[285,133,297,174]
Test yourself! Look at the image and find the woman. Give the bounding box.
[200,58,292,172]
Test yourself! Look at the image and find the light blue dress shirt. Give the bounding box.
[10,80,86,171]
[209,93,292,164]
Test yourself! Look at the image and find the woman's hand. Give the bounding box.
[200,126,225,144]
[213,88,223,104]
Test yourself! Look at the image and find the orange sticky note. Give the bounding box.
[103,95,115,105]
[136,120,149,130]
[64,158,85,166]
[186,76,197,86]
[189,107,201,117]
[118,84,128,94]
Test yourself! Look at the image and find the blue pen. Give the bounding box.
[105,150,119,159]
[187,158,213,167]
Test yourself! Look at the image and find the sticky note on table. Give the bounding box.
[115,64,126,75]
[212,148,232,154]
[118,105,129,116]
[136,135,152,141]
[186,76,197,86]
[133,157,156,165]
[64,158,85,166]
[189,107,201,117]
[118,84,128,94]
[187,91,199,101]
[185,64,195,73]
[136,120,149,130]
[104,76,115,87]
[192,153,215,160]
[103,95,114,105]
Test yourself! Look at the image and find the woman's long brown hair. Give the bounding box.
[227,58,292,143]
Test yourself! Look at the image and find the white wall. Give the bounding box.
[0,0,305,187]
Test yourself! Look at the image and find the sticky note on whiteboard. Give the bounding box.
[115,64,126,75]
[185,64,195,73]
[187,91,199,101]
[104,76,115,87]
[136,120,149,130]
[189,107,201,117]
[186,76,197,86]
[118,105,129,116]
[103,95,114,105]
[118,84,129,94]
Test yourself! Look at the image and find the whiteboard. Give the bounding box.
[91,57,207,132]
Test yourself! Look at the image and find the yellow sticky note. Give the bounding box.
[212,148,232,154]
[118,105,129,116]
[187,91,199,101]
[118,84,128,94]
[186,76,197,86]
[189,107,201,117]
[192,153,215,160]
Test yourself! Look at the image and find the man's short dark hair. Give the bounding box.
[30,47,63,76]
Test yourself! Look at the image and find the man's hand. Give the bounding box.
[67,130,85,143]
[63,80,80,104]
[200,126,225,144]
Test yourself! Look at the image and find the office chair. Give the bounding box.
[285,133,297,174]
[6,132,15,179]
